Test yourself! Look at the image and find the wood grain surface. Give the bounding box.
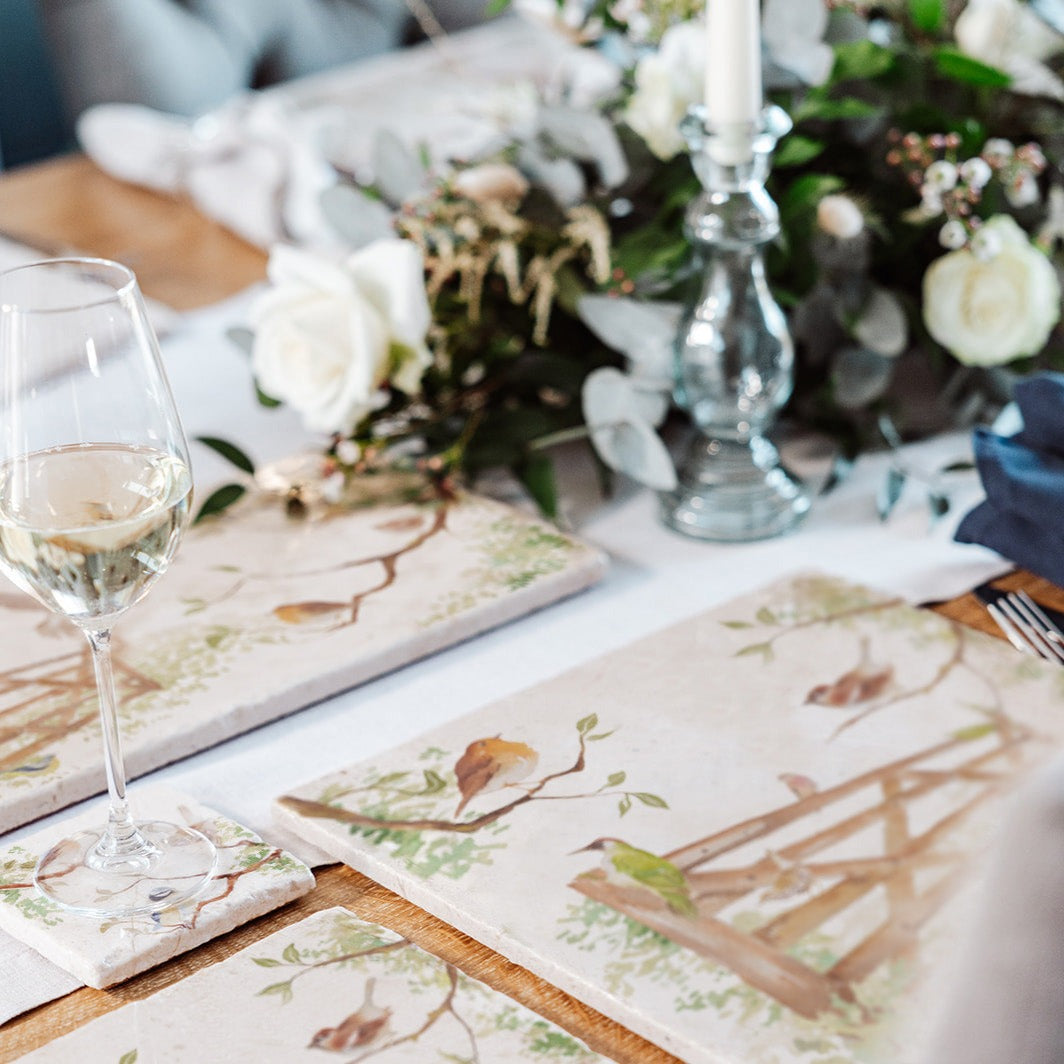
[0,155,267,310]
[0,153,1054,1064]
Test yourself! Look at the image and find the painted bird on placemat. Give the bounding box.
[805,635,893,708]
[308,977,393,1053]
[574,837,697,917]
[453,736,539,816]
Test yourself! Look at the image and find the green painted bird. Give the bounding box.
[575,837,697,918]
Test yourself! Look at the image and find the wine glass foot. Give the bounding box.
[34,820,217,919]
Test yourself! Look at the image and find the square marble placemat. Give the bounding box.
[274,570,1064,1064]
[0,788,314,989]
[20,906,605,1062]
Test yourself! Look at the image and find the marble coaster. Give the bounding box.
[0,788,314,988]
[21,906,605,1063]
[274,571,1064,1064]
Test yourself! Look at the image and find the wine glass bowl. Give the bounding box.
[0,258,215,918]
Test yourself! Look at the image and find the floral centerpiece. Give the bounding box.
[206,0,1064,522]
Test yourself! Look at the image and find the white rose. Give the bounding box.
[250,240,432,434]
[623,20,704,160]
[922,214,1060,366]
[956,0,1064,99]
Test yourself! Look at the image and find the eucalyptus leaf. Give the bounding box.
[226,325,254,355]
[538,106,629,190]
[832,345,894,410]
[877,465,907,521]
[819,454,855,496]
[319,184,394,249]
[372,128,428,204]
[576,295,680,380]
[516,145,586,207]
[852,287,908,358]
[927,489,950,522]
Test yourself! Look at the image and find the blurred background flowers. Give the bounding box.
[226,0,1064,519]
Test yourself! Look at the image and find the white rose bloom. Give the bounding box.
[623,20,705,160]
[923,214,1061,366]
[956,0,1064,99]
[250,241,432,435]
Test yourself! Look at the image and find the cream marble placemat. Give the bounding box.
[19,906,605,1062]
[275,570,1064,1064]
[0,490,606,836]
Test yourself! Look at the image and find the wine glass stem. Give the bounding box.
[85,627,143,860]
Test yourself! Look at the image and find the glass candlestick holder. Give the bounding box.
[661,104,811,542]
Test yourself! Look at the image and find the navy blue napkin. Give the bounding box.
[955,373,1064,586]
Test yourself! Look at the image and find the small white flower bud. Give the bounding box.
[925,160,959,191]
[335,438,362,465]
[320,471,345,504]
[982,138,1014,166]
[970,226,1003,261]
[815,194,865,239]
[959,157,992,189]
[939,219,968,250]
[1006,171,1040,208]
[921,188,944,215]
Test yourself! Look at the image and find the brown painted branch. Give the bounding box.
[285,939,410,989]
[751,597,906,651]
[278,732,588,835]
[356,962,461,1062]
[184,847,285,928]
[829,620,967,740]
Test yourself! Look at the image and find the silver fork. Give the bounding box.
[987,590,1064,665]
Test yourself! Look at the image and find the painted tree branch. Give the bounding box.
[356,964,472,1063]
[278,731,588,834]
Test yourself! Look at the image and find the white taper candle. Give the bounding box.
[704,0,763,162]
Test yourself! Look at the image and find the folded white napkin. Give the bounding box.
[75,20,621,252]
[921,752,1064,1063]
[77,96,340,250]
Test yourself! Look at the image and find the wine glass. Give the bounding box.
[0,258,216,918]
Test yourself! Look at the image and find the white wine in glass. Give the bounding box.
[0,258,216,918]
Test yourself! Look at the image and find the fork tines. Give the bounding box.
[989,590,1064,666]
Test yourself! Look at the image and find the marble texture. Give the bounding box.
[19,906,604,1062]
[0,789,314,988]
[0,489,606,835]
[274,571,1064,1064]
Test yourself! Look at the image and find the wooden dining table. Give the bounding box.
[0,150,1058,1064]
